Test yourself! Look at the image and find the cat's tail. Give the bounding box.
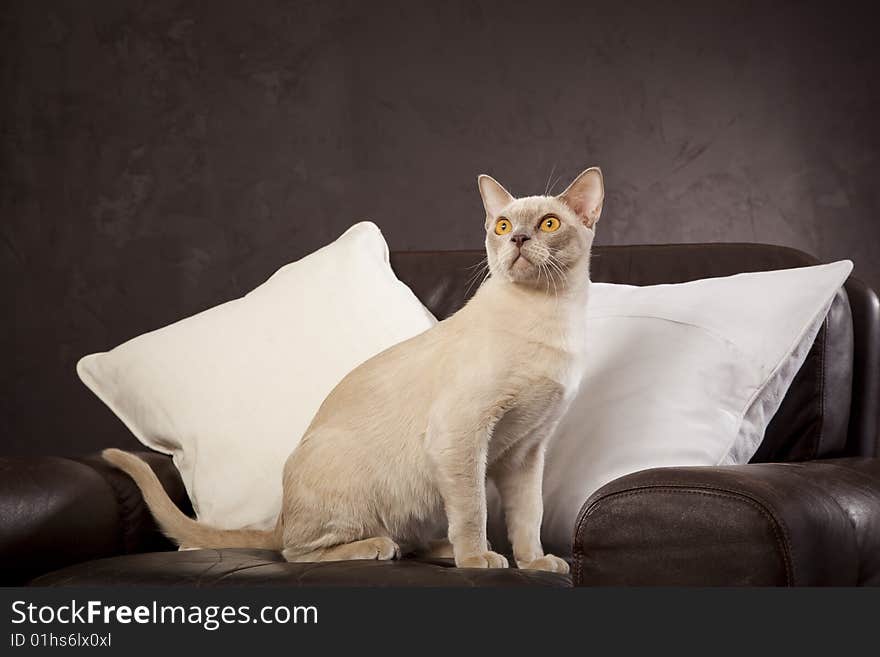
[102,448,281,550]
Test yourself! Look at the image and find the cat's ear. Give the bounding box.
[558,167,604,228]
[477,174,514,220]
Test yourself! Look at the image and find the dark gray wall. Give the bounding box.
[3,0,878,456]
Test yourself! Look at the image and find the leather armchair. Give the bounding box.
[2,244,878,586]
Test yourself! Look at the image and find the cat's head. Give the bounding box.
[479,168,604,290]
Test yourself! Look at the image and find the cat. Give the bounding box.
[104,167,604,572]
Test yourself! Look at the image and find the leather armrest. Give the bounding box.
[572,457,880,586]
[73,450,192,554]
[0,451,190,585]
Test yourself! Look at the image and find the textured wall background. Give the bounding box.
[2,0,878,456]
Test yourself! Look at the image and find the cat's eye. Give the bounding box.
[540,216,561,232]
[494,218,512,235]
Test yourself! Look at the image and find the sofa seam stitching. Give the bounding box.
[815,315,828,458]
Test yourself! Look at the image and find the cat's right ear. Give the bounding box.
[558,167,604,228]
[477,175,514,222]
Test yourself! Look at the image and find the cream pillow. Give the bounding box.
[78,222,436,530]
[526,260,853,556]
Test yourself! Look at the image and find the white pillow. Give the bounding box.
[78,222,436,530]
[524,260,853,556]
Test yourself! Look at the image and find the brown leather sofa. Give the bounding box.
[2,244,879,586]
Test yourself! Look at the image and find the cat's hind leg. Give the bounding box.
[414,537,494,559]
[282,537,401,563]
[415,538,455,559]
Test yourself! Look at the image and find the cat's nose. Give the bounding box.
[511,234,531,248]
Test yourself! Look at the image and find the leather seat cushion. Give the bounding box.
[30,550,571,587]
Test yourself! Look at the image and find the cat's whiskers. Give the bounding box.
[544,254,566,305]
[546,255,565,285]
[543,163,558,196]
[548,263,559,302]
[465,257,488,271]
[551,264,561,303]
[535,257,559,304]
[539,261,551,297]
[546,252,565,278]
[464,258,491,297]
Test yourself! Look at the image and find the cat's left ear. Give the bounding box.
[477,174,514,221]
[558,167,604,228]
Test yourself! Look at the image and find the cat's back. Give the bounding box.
[303,315,449,432]
[303,277,578,433]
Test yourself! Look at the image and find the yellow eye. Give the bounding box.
[494,218,512,235]
[540,216,560,232]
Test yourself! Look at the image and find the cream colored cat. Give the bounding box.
[104,167,604,572]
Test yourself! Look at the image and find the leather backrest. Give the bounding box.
[391,243,869,460]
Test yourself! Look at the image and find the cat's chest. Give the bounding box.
[487,342,584,454]
[487,372,573,455]
[511,337,585,393]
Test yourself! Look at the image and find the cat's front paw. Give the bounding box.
[456,551,509,569]
[518,554,570,574]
